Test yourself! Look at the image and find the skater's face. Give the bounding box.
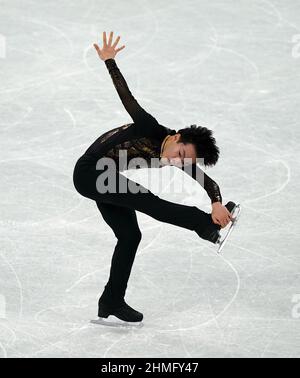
[160,133,197,167]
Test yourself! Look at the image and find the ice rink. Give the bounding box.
[0,0,300,358]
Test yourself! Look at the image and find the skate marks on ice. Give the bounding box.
[90,317,144,329]
[0,0,300,358]
[217,204,242,254]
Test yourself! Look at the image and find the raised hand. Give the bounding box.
[93,31,125,61]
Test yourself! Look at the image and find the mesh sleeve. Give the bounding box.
[105,58,159,126]
[178,163,222,204]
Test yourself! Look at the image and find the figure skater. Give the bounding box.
[73,31,238,325]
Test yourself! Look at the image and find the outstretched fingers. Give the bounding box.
[93,43,101,54]
[112,35,120,48]
[107,31,113,46]
[102,31,114,47]
[116,44,125,53]
[103,31,107,47]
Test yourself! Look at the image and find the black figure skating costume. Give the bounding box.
[73,58,224,323]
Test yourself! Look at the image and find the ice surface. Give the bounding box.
[0,0,300,358]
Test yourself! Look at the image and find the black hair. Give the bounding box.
[176,124,220,167]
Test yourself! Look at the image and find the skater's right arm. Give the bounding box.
[178,163,223,204]
[178,163,232,227]
[94,31,160,127]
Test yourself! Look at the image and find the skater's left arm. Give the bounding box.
[94,31,160,127]
[178,163,232,228]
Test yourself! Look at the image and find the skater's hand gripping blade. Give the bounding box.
[90,317,144,328]
[217,204,242,254]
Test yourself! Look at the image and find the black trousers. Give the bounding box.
[73,154,214,308]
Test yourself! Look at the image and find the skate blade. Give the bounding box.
[217,204,242,254]
[90,316,144,328]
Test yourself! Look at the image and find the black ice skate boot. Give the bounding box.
[225,201,238,215]
[199,201,238,244]
[200,222,221,244]
[96,299,143,326]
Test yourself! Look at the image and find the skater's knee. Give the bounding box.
[129,229,142,245]
[133,229,142,244]
[117,228,142,245]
